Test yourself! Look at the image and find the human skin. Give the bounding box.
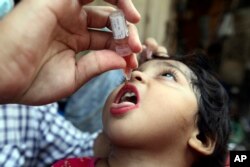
[0,0,142,105]
[101,59,200,167]
[93,38,169,158]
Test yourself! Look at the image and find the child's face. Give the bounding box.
[103,59,199,149]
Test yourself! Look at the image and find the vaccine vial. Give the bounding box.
[109,9,132,57]
[109,9,133,80]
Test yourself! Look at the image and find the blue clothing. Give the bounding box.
[0,0,14,19]
[64,70,123,132]
[0,103,97,167]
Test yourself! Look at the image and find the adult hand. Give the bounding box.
[0,0,142,104]
[138,38,168,65]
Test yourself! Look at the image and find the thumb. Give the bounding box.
[76,50,126,87]
[124,53,138,69]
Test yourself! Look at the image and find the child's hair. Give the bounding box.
[177,52,230,167]
[154,51,231,167]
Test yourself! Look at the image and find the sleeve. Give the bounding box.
[37,106,99,165]
[0,103,100,167]
[0,145,27,167]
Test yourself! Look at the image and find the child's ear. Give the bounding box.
[188,129,216,155]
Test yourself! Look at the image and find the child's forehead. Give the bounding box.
[140,58,180,66]
[139,58,197,81]
[139,59,189,72]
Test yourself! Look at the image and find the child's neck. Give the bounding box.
[96,145,193,167]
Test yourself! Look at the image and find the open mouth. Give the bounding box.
[110,84,139,115]
[115,84,139,105]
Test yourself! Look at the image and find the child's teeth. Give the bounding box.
[121,92,136,102]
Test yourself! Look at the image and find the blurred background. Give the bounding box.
[91,0,250,151]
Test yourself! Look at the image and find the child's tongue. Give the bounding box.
[111,102,135,108]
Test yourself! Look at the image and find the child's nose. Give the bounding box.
[131,71,148,84]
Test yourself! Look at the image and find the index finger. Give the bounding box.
[104,0,140,23]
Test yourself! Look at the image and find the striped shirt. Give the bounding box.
[0,103,97,167]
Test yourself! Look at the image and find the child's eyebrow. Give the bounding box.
[155,61,190,81]
[154,56,198,81]
[136,58,191,81]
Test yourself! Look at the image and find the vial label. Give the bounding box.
[109,10,128,39]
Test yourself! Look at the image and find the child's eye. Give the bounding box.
[162,73,176,81]
[163,73,175,80]
[161,69,177,81]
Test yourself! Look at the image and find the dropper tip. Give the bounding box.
[124,68,132,81]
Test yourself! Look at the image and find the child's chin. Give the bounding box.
[106,125,138,146]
